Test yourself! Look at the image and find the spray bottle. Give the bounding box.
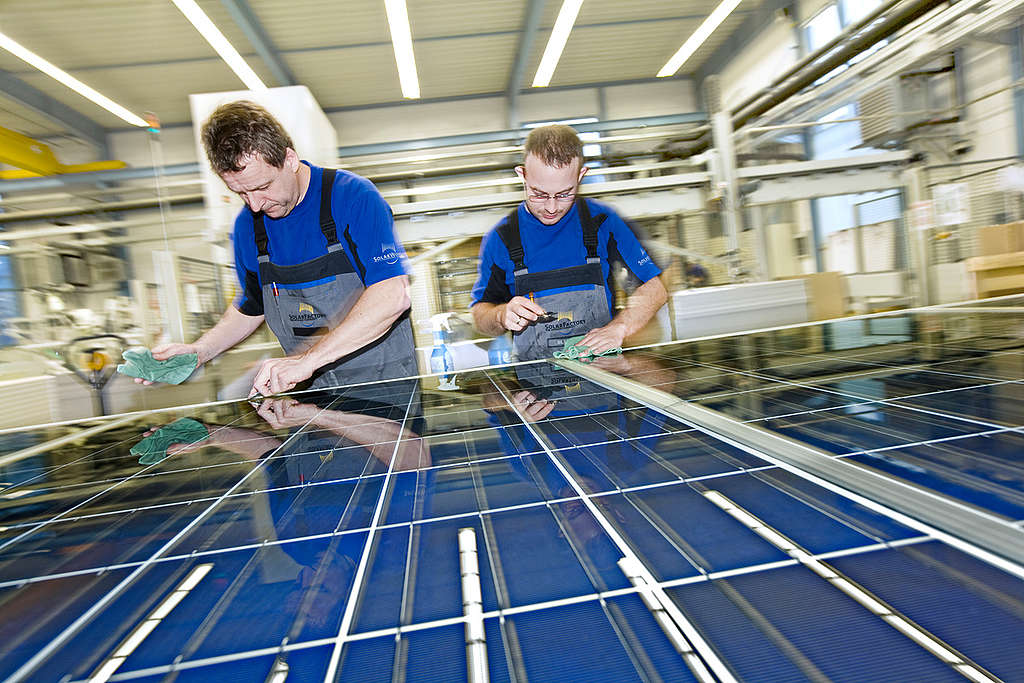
[429,313,459,390]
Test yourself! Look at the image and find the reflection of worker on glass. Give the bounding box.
[137,101,416,396]
[135,390,425,655]
[470,124,668,360]
[149,391,427,474]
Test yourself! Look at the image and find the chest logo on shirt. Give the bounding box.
[373,241,400,265]
[289,302,327,327]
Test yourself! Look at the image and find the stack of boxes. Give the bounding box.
[966,222,1024,298]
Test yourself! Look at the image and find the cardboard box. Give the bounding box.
[966,250,1024,297]
[976,222,1024,256]
[780,272,846,320]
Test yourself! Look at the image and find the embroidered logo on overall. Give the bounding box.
[289,302,327,327]
[373,242,401,265]
[544,316,586,332]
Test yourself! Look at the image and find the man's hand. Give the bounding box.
[139,425,210,455]
[250,355,318,397]
[256,397,320,429]
[499,296,547,332]
[578,321,627,356]
[512,390,556,421]
[133,343,204,385]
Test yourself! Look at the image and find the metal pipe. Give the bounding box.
[727,0,902,118]
[458,527,490,683]
[669,0,947,158]
[732,0,946,130]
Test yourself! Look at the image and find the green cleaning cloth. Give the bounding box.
[131,418,209,465]
[552,334,623,360]
[117,348,198,384]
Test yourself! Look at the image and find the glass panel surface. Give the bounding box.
[2,310,1022,682]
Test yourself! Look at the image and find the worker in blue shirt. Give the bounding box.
[471,124,668,360]
[139,101,416,395]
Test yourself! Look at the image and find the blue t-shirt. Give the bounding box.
[232,163,407,316]
[470,198,660,312]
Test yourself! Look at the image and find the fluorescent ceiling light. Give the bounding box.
[385,0,420,98]
[532,0,585,87]
[658,0,743,77]
[170,0,267,91]
[0,32,147,127]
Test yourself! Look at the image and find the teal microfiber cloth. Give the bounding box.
[552,334,623,360]
[130,418,209,464]
[117,348,198,384]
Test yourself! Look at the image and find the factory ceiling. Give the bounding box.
[0,0,764,147]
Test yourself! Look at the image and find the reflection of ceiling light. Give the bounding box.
[385,0,420,98]
[0,32,147,127]
[658,0,744,77]
[1,489,35,499]
[533,0,585,87]
[170,0,267,90]
[88,563,213,683]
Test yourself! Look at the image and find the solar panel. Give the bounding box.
[1,307,1022,682]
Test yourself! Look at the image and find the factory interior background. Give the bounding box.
[1,1,1023,682]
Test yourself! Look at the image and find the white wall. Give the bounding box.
[719,18,800,112]
[958,44,1016,164]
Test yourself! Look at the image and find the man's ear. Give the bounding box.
[514,165,526,182]
[284,148,300,172]
[578,163,589,182]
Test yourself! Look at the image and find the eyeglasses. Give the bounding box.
[526,190,576,204]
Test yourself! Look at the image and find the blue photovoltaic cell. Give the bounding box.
[830,543,1024,682]
[0,569,131,681]
[668,564,960,683]
[338,636,396,683]
[603,594,700,683]
[403,623,468,683]
[509,601,652,683]
[629,485,790,572]
[706,473,880,553]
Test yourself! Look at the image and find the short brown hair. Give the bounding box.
[523,124,583,167]
[201,101,294,174]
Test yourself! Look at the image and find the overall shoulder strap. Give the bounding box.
[495,207,527,275]
[575,197,604,262]
[319,167,340,247]
[252,211,270,261]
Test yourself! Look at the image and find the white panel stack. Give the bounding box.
[670,280,809,341]
[189,86,338,242]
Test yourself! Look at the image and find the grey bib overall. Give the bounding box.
[253,168,417,389]
[498,198,612,360]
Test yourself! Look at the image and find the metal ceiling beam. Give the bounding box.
[219,0,297,86]
[0,68,107,152]
[506,0,547,129]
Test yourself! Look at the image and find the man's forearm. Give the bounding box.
[472,302,506,336]
[301,275,411,369]
[608,275,668,337]
[194,307,265,363]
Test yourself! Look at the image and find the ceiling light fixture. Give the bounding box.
[385,0,420,98]
[0,32,148,127]
[170,0,267,91]
[658,0,743,77]
[532,0,585,87]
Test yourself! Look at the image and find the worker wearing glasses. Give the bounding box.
[471,124,668,360]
